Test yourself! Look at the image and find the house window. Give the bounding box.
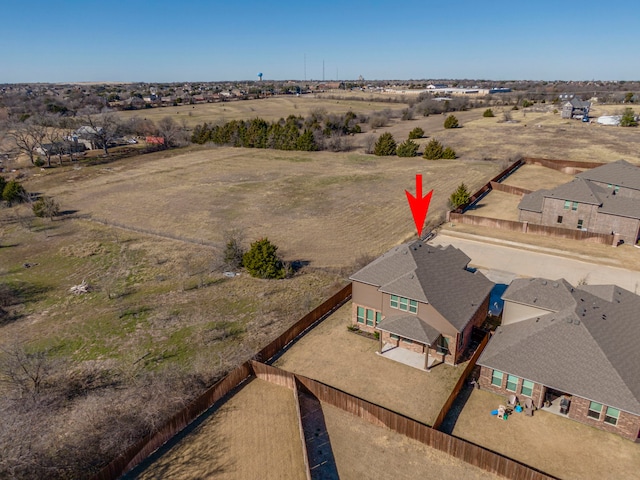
[521,379,534,397]
[572,201,578,211]
[588,401,603,420]
[375,312,382,325]
[390,333,399,340]
[491,370,503,387]
[604,407,620,426]
[390,295,418,314]
[506,374,518,392]
[366,309,374,326]
[436,336,449,355]
[557,215,563,224]
[577,219,584,230]
[403,337,413,344]
[564,200,571,210]
[357,306,365,324]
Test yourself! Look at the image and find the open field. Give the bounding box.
[115,95,405,128]
[133,378,307,480]
[451,389,640,480]
[322,402,501,480]
[24,146,497,269]
[274,302,464,426]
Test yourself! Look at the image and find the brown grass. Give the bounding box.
[274,302,464,425]
[502,164,574,190]
[466,190,522,221]
[136,378,307,480]
[25,146,496,269]
[451,389,640,480]
[323,402,501,480]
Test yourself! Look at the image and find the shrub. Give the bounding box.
[223,232,245,270]
[521,100,533,108]
[242,238,285,279]
[2,180,26,206]
[32,197,60,220]
[423,139,444,160]
[408,127,425,139]
[373,132,397,156]
[483,108,495,118]
[449,182,471,209]
[442,147,456,159]
[620,108,638,127]
[396,139,419,157]
[401,108,414,120]
[443,115,459,129]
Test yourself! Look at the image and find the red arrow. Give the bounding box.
[405,174,433,237]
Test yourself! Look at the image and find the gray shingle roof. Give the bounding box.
[479,278,640,415]
[501,278,576,312]
[543,177,605,205]
[350,241,494,332]
[598,194,640,219]
[518,189,547,213]
[377,314,441,345]
[576,159,640,192]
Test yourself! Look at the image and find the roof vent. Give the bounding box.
[533,297,537,303]
[535,317,539,322]
[602,314,607,320]
[541,280,547,285]
[574,320,580,325]
[553,282,559,288]
[567,318,573,324]
[409,274,414,279]
[580,298,584,302]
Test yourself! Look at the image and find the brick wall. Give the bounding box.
[380,331,426,354]
[567,396,640,441]
[478,366,544,407]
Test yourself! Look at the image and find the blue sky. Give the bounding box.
[1,0,638,83]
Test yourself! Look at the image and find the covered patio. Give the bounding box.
[378,343,440,370]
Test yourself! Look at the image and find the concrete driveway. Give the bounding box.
[430,233,640,293]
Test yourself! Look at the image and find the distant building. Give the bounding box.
[561,97,591,119]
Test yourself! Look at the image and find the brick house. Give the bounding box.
[519,160,640,244]
[349,241,493,368]
[561,97,591,119]
[477,277,640,441]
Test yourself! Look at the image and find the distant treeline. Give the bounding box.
[191,111,362,152]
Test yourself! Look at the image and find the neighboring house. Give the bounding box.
[518,160,640,244]
[349,241,493,368]
[477,277,640,440]
[561,97,591,119]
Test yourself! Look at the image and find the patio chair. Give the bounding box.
[507,394,518,408]
[524,398,534,410]
[497,405,506,420]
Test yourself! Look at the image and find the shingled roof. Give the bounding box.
[376,315,441,345]
[478,278,640,415]
[576,159,640,192]
[350,241,494,332]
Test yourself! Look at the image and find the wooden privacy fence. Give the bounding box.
[91,362,252,480]
[91,284,351,480]
[291,372,556,480]
[432,333,490,430]
[256,283,352,363]
[489,181,532,196]
[449,213,614,245]
[523,157,605,174]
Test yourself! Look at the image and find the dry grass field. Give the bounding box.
[27,146,497,269]
[502,163,574,190]
[451,389,640,480]
[465,190,522,221]
[274,302,464,426]
[133,378,307,480]
[323,402,501,480]
[116,95,405,128]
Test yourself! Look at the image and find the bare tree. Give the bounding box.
[83,110,122,155]
[8,118,46,165]
[0,344,53,402]
[156,116,188,148]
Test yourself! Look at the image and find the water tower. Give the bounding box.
[257,72,263,81]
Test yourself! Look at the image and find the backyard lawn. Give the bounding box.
[274,302,465,426]
[451,389,640,480]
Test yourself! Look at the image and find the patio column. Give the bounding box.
[424,345,430,371]
[379,331,383,353]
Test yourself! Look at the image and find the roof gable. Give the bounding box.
[575,159,640,191]
[542,177,604,205]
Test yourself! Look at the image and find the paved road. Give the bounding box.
[431,234,640,293]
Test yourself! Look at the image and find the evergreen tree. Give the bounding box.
[408,127,425,139]
[296,129,318,151]
[243,238,286,279]
[2,180,26,206]
[396,139,419,157]
[442,147,456,159]
[449,183,471,209]
[444,115,459,129]
[482,109,495,118]
[373,132,397,156]
[423,139,444,160]
[620,108,638,127]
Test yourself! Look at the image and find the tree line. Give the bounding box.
[191,110,363,152]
